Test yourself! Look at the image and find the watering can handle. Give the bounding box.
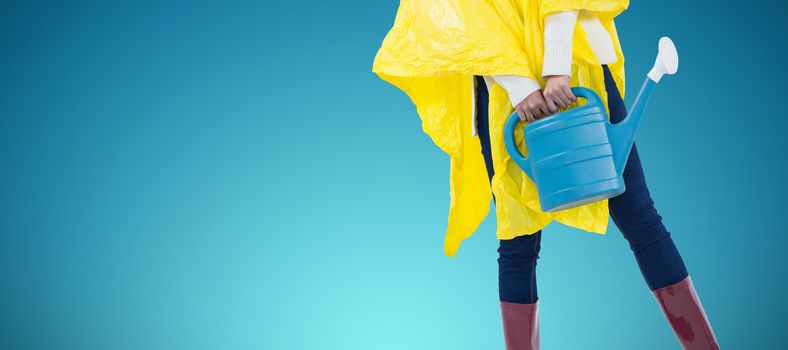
[503,112,533,179]
[570,87,604,108]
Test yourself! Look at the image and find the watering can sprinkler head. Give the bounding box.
[647,37,679,83]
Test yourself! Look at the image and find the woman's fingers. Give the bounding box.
[515,90,550,122]
[516,106,534,122]
[518,101,554,121]
[542,75,577,111]
[534,92,549,119]
[516,108,527,121]
[544,87,569,109]
[536,102,550,118]
[545,97,559,114]
[524,108,535,122]
[526,103,546,120]
[547,87,572,107]
[561,85,577,104]
[558,91,573,107]
[549,93,568,109]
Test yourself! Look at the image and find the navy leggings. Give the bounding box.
[476,66,689,304]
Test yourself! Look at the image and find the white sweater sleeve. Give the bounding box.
[485,10,580,108]
[542,10,579,77]
[577,11,617,64]
[490,75,541,107]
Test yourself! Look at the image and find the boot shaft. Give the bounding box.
[500,301,539,350]
[652,276,720,350]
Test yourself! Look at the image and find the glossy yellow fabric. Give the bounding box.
[373,0,629,257]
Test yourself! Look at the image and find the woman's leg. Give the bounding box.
[498,233,542,304]
[602,66,688,290]
[476,76,542,303]
[498,231,541,350]
[476,76,540,350]
[602,66,719,349]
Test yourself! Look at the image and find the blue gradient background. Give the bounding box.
[1,1,786,349]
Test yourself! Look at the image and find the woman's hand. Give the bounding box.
[543,75,577,113]
[514,90,551,122]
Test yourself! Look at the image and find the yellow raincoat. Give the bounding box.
[373,0,629,257]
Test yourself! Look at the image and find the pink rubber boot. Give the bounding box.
[500,300,539,350]
[652,276,720,350]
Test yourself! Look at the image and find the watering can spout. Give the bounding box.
[610,37,679,172]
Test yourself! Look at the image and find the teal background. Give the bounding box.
[1,0,786,349]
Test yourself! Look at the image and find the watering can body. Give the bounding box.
[504,81,656,212]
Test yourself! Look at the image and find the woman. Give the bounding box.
[373,1,719,349]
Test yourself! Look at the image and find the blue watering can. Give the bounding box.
[504,37,679,212]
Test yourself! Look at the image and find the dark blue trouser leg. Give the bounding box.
[497,231,542,304]
[603,65,689,290]
[476,76,542,304]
